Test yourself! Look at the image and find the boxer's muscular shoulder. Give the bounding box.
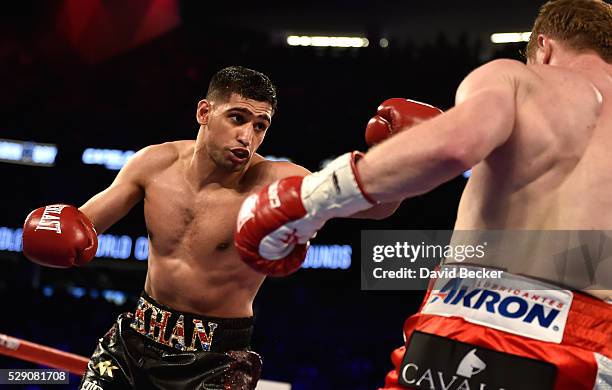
[143,141,184,167]
[245,154,310,185]
[261,160,310,182]
[520,64,602,138]
[455,59,533,106]
[127,141,185,185]
[530,64,603,113]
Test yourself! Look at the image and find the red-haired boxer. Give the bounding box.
[234,1,612,389]
[22,66,398,390]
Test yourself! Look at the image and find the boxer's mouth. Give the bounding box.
[230,148,250,160]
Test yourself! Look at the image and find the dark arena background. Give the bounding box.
[0,1,546,389]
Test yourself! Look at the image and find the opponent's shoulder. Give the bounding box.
[457,59,529,101]
[458,59,527,92]
[530,63,604,99]
[467,59,528,81]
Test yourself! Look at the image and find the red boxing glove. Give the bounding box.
[234,177,310,276]
[22,204,98,268]
[235,152,375,276]
[365,98,443,146]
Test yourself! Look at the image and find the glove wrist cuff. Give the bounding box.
[301,152,376,220]
[350,151,378,205]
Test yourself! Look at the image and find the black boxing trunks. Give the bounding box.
[79,292,261,390]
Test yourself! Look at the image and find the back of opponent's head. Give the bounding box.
[22,205,98,268]
[206,66,278,113]
[526,0,612,63]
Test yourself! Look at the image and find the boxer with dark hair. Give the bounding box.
[235,1,612,388]
[22,65,397,389]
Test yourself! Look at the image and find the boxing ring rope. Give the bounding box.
[0,333,88,375]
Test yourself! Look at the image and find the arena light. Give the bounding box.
[286,35,369,48]
[67,286,86,299]
[42,286,54,297]
[490,32,532,44]
[82,148,135,170]
[302,245,352,269]
[134,236,150,260]
[41,284,126,305]
[0,138,57,167]
[263,155,292,162]
[95,234,133,259]
[0,227,22,252]
[102,290,127,305]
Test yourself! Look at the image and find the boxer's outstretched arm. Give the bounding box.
[272,161,399,219]
[358,59,521,203]
[79,146,153,233]
[22,144,167,268]
[235,61,523,268]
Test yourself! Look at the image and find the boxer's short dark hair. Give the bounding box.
[206,66,278,112]
[526,0,612,62]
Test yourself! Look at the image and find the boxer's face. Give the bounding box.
[197,93,273,172]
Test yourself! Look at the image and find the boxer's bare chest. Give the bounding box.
[143,165,264,259]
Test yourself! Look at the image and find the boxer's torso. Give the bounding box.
[455,59,612,295]
[139,141,287,317]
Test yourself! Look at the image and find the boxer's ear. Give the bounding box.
[196,99,211,126]
[535,34,553,65]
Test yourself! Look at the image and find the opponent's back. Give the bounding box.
[454,58,612,292]
[457,61,609,228]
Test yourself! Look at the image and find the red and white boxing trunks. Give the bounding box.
[382,265,612,390]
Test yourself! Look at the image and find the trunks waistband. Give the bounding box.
[421,265,612,355]
[129,291,254,353]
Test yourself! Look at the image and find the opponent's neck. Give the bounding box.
[566,54,612,95]
[557,52,611,76]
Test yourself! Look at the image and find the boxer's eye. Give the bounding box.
[230,114,244,124]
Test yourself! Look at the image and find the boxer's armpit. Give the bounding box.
[79,143,175,233]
